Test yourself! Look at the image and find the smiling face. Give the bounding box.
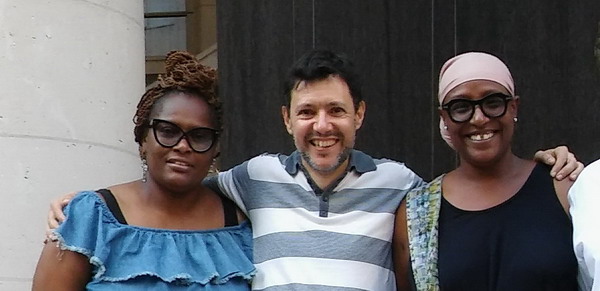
[141,91,218,192]
[440,80,518,167]
[282,75,365,177]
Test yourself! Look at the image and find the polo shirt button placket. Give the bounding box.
[319,193,330,217]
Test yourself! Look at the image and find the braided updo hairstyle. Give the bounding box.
[133,51,222,149]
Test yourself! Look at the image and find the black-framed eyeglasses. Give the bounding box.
[440,93,514,123]
[149,119,219,153]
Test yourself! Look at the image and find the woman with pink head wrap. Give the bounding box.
[438,52,515,149]
[393,52,578,291]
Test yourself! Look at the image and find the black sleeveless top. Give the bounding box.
[438,164,577,291]
[96,189,239,227]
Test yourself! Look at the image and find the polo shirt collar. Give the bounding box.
[283,149,377,175]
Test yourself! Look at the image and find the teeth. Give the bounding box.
[173,161,190,166]
[469,132,494,141]
[313,140,336,148]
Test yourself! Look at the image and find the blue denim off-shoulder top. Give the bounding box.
[52,191,255,290]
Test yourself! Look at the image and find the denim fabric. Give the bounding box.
[54,191,255,290]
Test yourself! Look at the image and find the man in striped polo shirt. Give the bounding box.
[207,49,423,290]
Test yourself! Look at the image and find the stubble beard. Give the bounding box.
[300,147,352,174]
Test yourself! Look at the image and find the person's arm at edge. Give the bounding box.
[533,145,584,181]
[32,241,91,290]
[569,162,600,291]
[393,200,411,291]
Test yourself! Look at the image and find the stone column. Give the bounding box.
[0,0,144,289]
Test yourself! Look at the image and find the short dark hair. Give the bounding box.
[283,49,362,109]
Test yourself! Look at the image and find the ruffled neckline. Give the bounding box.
[53,191,256,287]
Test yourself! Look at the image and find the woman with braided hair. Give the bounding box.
[33,51,256,290]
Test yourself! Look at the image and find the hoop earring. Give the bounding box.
[141,158,148,183]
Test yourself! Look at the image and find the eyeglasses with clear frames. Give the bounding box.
[149,119,219,153]
[440,93,514,123]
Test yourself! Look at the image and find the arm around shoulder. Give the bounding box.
[534,145,584,181]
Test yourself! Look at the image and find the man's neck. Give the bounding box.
[302,160,350,190]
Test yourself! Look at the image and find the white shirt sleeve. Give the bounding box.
[569,159,600,291]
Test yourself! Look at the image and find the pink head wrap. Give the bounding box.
[437,52,515,148]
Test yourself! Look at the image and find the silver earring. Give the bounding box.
[513,117,518,123]
[141,158,148,183]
